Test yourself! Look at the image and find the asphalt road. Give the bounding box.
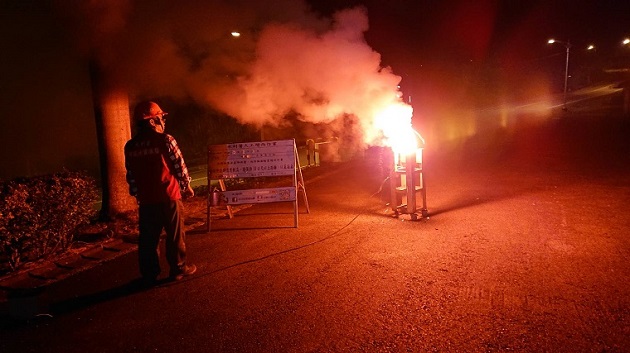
[1,89,629,352]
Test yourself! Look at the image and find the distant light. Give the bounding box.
[548,39,556,44]
[587,45,595,50]
[623,38,630,45]
[231,32,241,37]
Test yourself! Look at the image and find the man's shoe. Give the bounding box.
[170,264,197,281]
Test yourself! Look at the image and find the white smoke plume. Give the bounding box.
[56,0,412,147]
[211,7,412,147]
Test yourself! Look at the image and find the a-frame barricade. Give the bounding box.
[206,139,309,231]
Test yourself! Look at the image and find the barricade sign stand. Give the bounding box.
[206,139,309,231]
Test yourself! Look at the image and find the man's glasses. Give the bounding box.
[153,113,167,123]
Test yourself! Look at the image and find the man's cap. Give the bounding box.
[133,101,168,122]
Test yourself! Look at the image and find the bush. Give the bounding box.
[0,171,98,273]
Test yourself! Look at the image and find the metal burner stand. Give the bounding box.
[390,148,428,220]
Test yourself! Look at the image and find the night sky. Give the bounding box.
[0,0,628,180]
[306,0,630,79]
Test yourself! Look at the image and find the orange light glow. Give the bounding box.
[373,103,424,157]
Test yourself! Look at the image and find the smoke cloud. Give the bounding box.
[56,0,412,147]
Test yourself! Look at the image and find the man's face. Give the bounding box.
[150,114,167,133]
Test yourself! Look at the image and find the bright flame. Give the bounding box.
[373,103,422,155]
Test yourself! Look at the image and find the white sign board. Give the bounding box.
[206,139,309,230]
[208,140,295,179]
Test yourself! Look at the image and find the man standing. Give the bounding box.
[124,101,196,284]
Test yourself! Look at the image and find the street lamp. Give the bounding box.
[623,38,630,46]
[548,39,572,110]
